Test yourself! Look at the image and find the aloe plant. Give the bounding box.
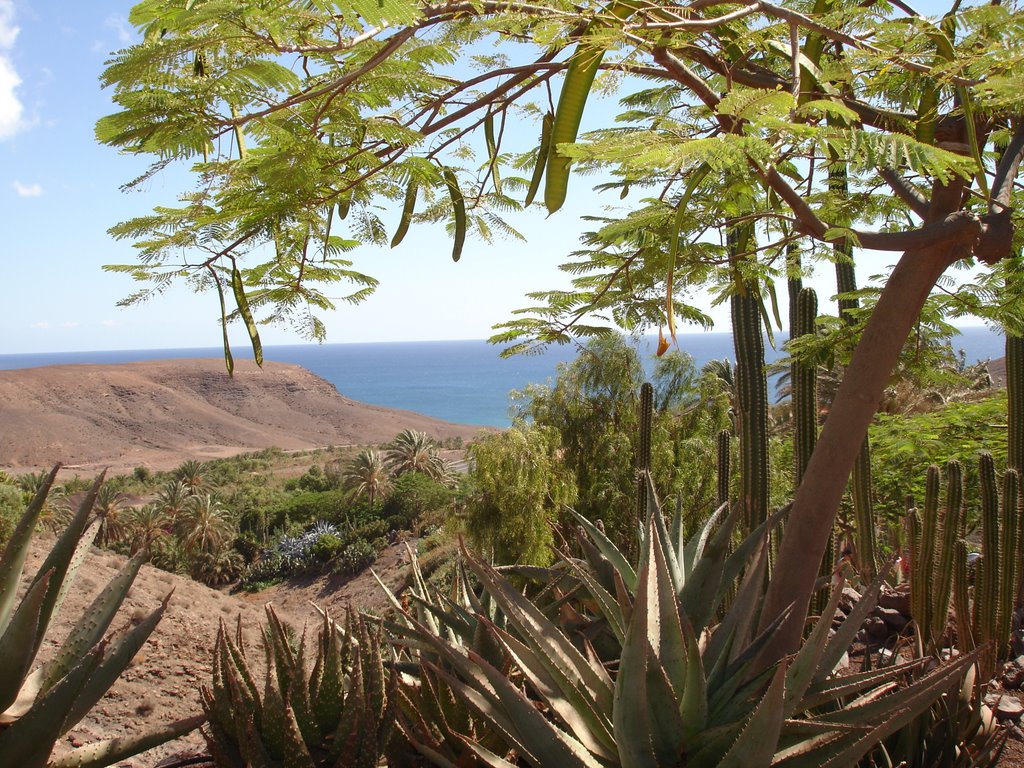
[0,465,202,768]
[201,605,395,767]
[387,474,981,768]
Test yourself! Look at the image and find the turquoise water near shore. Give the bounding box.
[0,328,1006,427]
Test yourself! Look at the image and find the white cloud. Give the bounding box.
[0,1,23,140]
[104,14,134,45]
[61,321,80,329]
[31,321,49,329]
[99,319,117,327]
[0,2,16,49]
[12,179,41,196]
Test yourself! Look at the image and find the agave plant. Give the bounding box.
[201,605,395,767]
[0,465,203,768]
[384,477,983,768]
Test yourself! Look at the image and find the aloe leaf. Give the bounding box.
[716,663,787,768]
[614,515,685,768]
[51,518,101,629]
[26,473,105,657]
[58,591,171,736]
[464,548,614,714]
[39,549,148,697]
[704,537,769,673]
[814,561,893,685]
[427,660,544,767]
[800,660,929,711]
[490,622,616,761]
[679,619,707,746]
[0,570,53,713]
[568,508,636,592]
[44,713,206,768]
[0,465,60,636]
[566,558,625,644]
[474,645,602,768]
[678,502,742,634]
[0,643,104,768]
[681,501,729,577]
[783,578,846,716]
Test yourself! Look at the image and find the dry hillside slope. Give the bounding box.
[0,358,483,473]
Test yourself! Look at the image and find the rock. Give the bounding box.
[877,587,911,616]
[995,695,1024,721]
[1004,659,1024,690]
[865,617,889,639]
[874,606,909,632]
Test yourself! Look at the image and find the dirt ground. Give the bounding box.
[22,535,414,766]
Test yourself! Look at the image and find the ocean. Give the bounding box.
[0,328,1006,428]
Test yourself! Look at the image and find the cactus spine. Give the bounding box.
[932,460,963,644]
[729,221,768,532]
[976,453,1000,662]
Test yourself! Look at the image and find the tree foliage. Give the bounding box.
[465,425,576,565]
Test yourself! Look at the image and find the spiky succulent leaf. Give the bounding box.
[0,465,60,636]
[0,570,52,715]
[39,549,148,697]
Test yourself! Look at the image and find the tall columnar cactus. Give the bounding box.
[1009,334,1023,473]
[907,461,964,650]
[970,453,1022,678]
[716,429,731,509]
[729,223,768,533]
[792,287,818,489]
[0,465,202,768]
[635,382,654,522]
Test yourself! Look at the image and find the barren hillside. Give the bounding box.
[0,358,484,474]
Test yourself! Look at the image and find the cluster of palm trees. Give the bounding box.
[343,430,457,506]
[92,459,242,585]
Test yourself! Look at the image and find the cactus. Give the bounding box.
[1009,333,1023,473]
[635,382,654,522]
[201,605,395,768]
[907,461,964,650]
[729,222,769,532]
[0,465,201,768]
[716,429,731,509]
[792,287,818,488]
[965,453,1023,679]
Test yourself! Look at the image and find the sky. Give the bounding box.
[0,0,984,355]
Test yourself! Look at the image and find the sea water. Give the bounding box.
[0,328,1007,428]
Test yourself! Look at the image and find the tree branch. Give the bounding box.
[992,121,1024,210]
[879,167,930,218]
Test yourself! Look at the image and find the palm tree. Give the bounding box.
[155,480,191,522]
[344,449,391,506]
[124,503,172,555]
[386,429,448,481]
[95,484,131,547]
[177,494,236,556]
[174,459,209,495]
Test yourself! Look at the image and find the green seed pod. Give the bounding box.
[390,179,418,249]
[443,169,466,262]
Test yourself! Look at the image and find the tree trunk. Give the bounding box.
[758,239,967,663]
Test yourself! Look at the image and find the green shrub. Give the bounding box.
[381,471,454,530]
[266,490,352,530]
[335,539,377,576]
[0,484,24,546]
[310,532,345,562]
